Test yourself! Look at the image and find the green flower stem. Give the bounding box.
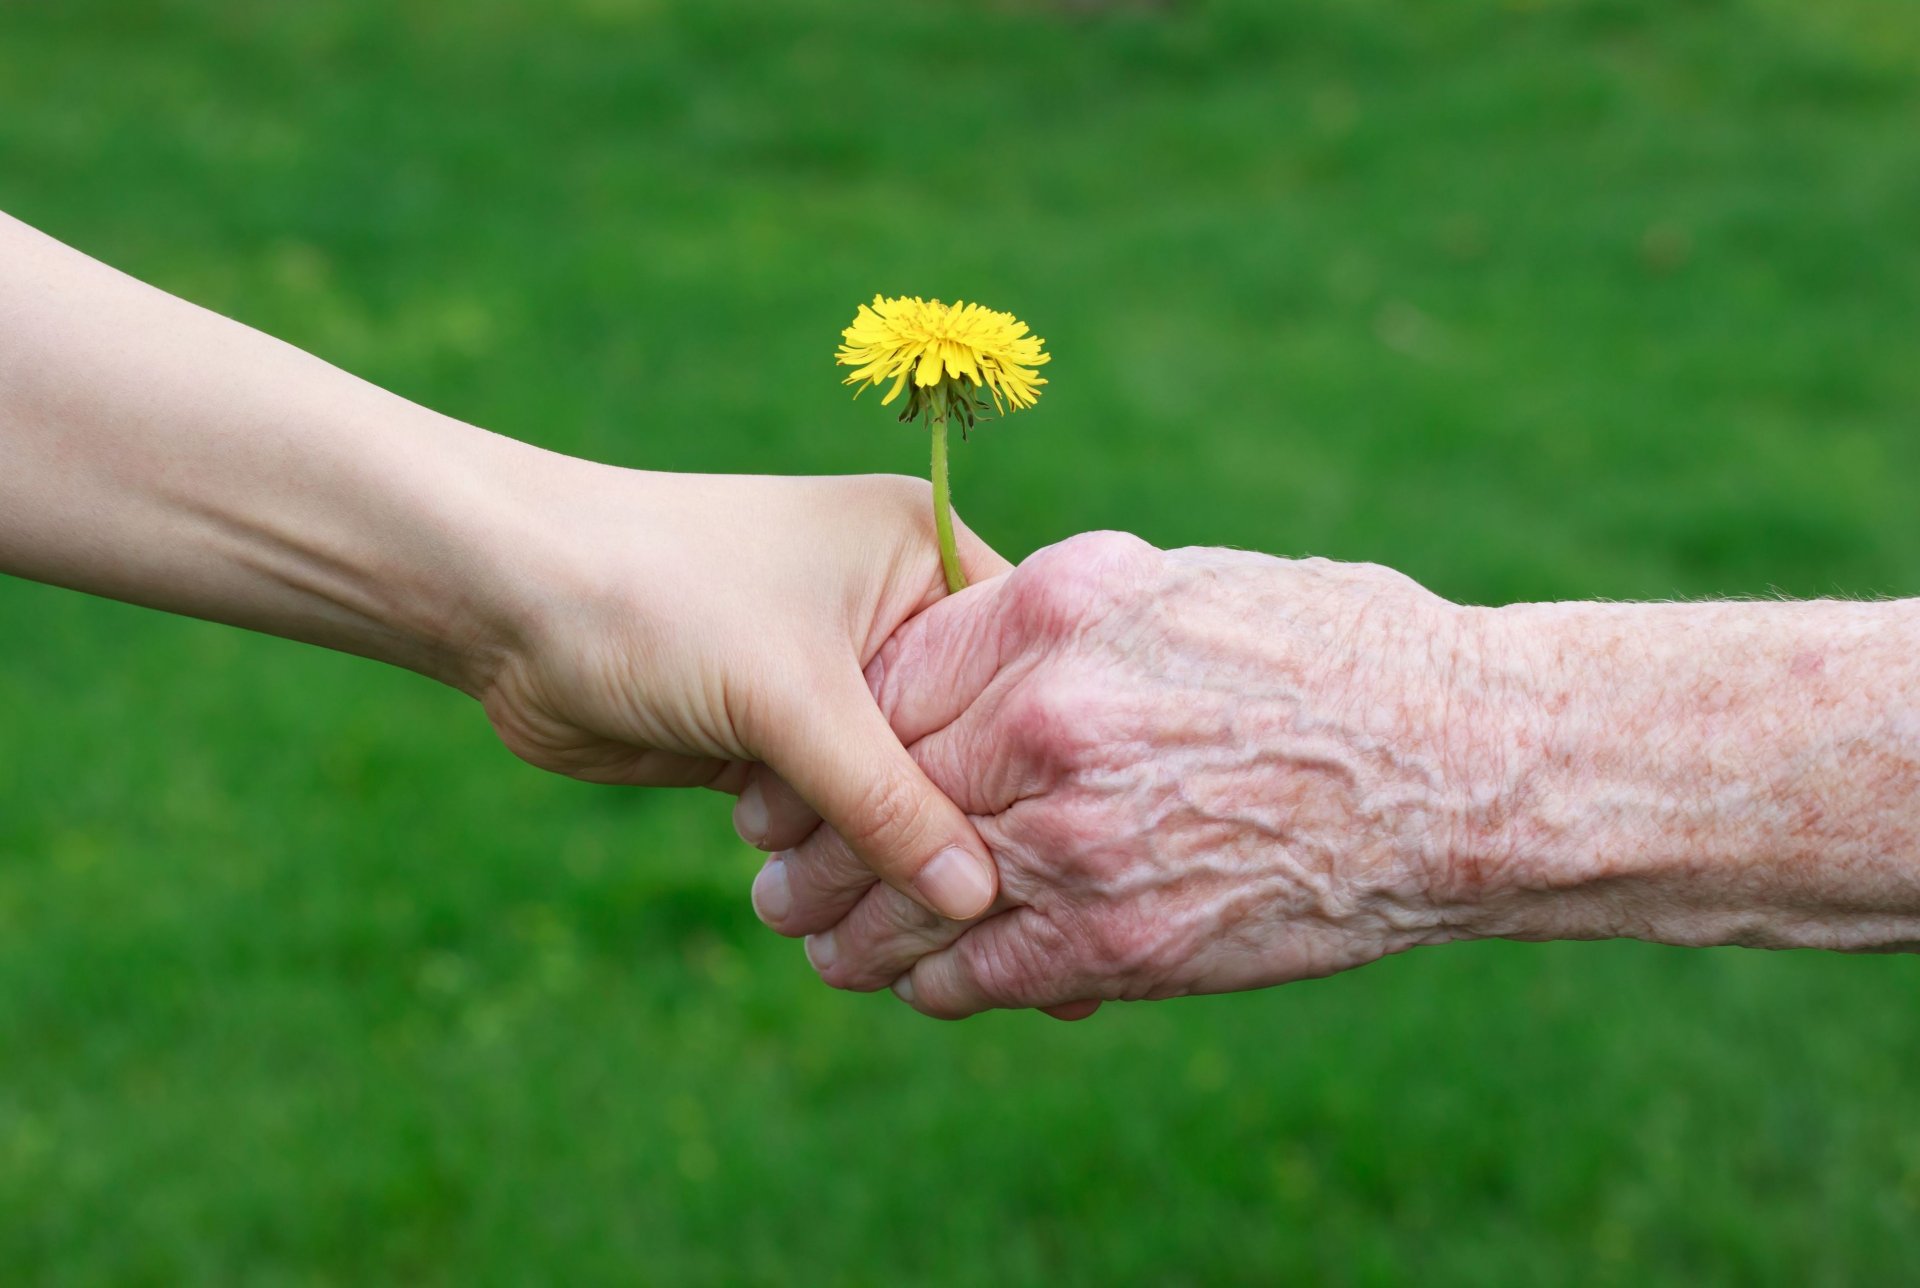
[930,416,966,594]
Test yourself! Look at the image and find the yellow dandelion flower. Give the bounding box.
[837,295,1050,419]
[834,295,1053,595]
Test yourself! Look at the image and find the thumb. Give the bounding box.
[759,671,997,922]
[866,573,1014,749]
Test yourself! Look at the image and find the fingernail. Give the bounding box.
[805,931,837,973]
[751,859,791,925]
[733,781,769,846]
[891,975,916,1005]
[913,847,994,920]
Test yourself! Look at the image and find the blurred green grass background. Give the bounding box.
[3,0,1919,1281]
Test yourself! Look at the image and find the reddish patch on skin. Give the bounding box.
[1789,650,1826,680]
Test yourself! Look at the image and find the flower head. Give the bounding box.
[836,294,1050,425]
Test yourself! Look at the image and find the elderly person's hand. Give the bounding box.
[758,532,1920,1018]
[753,531,1478,1017]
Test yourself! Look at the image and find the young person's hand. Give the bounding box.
[0,211,1004,920]
[480,468,1008,920]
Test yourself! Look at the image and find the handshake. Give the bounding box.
[477,474,1920,1022]
[8,210,1918,1018]
[736,524,1480,1021]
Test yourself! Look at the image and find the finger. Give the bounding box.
[889,909,1087,1020]
[865,573,1014,749]
[754,822,880,937]
[1042,1001,1102,1022]
[760,671,997,922]
[802,877,976,993]
[732,766,820,851]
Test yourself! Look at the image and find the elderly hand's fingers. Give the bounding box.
[757,669,996,922]
[731,766,820,852]
[755,819,881,936]
[888,909,1091,1020]
[802,877,982,993]
[750,818,884,937]
[1042,1000,1103,1021]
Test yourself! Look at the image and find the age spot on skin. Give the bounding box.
[1789,650,1826,680]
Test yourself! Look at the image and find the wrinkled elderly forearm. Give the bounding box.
[1459,598,1920,951]
[0,212,554,692]
[778,539,1920,1015]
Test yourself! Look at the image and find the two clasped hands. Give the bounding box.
[8,209,1920,1020]
[397,474,1920,1021]
[453,470,1504,1023]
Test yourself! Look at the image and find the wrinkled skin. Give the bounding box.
[755,531,1487,1019]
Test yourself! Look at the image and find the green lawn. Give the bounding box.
[3,0,1919,1281]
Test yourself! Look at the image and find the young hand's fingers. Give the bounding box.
[758,671,996,922]
[731,766,819,852]
[1042,1000,1103,1022]
[888,909,1090,1020]
[801,877,980,993]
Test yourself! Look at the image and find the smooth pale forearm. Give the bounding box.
[0,212,563,693]
[1,212,1010,917]
[1455,598,1920,951]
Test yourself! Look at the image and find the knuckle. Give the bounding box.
[797,830,866,888]
[1052,529,1158,568]
[1011,531,1159,636]
[841,771,924,862]
[845,901,943,993]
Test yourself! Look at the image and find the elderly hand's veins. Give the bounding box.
[807,532,1920,1015]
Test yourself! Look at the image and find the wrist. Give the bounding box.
[337,410,592,698]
